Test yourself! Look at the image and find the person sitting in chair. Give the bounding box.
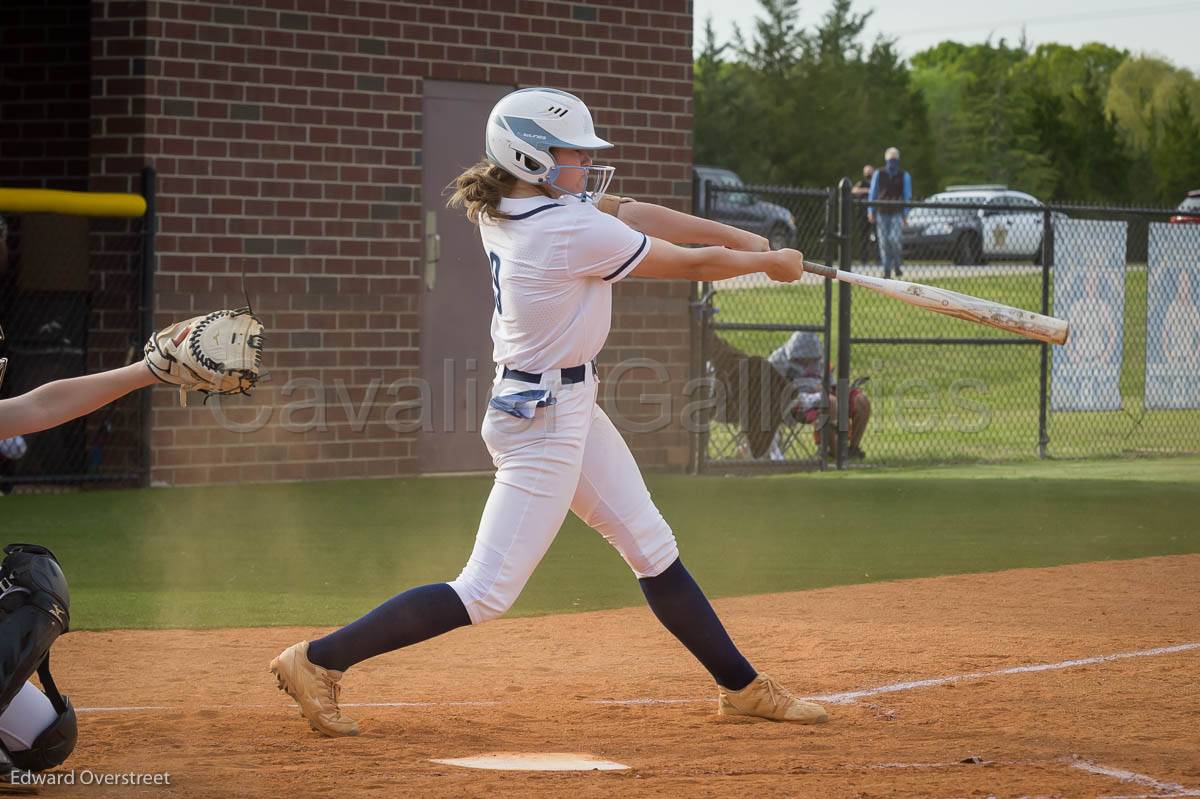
[768,332,870,460]
[706,333,793,460]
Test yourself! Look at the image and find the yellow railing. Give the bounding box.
[0,188,147,218]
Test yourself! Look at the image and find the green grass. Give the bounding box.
[711,268,1200,464]
[3,458,1197,630]
[800,454,1200,481]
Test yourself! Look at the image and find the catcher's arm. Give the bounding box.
[598,196,768,252]
[0,363,154,441]
[0,308,265,438]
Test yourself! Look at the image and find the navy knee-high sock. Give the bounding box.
[638,558,757,691]
[307,583,471,673]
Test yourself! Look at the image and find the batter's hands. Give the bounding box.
[765,248,805,283]
[727,228,770,253]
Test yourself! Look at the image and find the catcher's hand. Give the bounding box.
[144,307,264,406]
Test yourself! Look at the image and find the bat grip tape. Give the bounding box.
[802,260,839,280]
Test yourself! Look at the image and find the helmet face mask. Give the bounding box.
[545,162,615,203]
[584,163,615,201]
[485,88,616,203]
[0,323,7,392]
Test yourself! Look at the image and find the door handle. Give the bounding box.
[424,211,440,291]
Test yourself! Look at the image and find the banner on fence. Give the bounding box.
[1145,223,1200,410]
[1051,219,1127,412]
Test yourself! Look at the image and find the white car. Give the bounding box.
[902,185,1063,264]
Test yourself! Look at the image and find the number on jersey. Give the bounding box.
[489,250,502,314]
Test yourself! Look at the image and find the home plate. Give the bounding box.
[430,752,630,771]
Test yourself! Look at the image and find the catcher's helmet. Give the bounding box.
[484,88,615,203]
[0,544,76,773]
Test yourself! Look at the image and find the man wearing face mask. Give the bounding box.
[867,147,912,279]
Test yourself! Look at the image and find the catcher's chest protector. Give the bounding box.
[0,544,77,771]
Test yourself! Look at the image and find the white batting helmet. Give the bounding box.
[484,88,615,202]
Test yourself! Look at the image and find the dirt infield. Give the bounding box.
[40,555,1200,798]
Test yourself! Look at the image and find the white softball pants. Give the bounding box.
[0,681,58,753]
[448,367,679,624]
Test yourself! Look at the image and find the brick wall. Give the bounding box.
[0,0,91,190]
[88,0,694,485]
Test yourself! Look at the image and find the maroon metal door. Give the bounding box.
[419,80,512,472]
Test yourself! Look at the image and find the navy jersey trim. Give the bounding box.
[602,234,648,281]
[505,203,561,220]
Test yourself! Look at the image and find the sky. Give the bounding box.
[692,0,1200,73]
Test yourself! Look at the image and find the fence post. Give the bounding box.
[1038,206,1052,459]
[687,273,700,475]
[691,179,717,475]
[819,188,837,471]
[836,178,853,469]
[140,166,156,488]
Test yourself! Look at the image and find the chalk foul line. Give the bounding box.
[592,642,1200,707]
[75,642,1199,714]
[806,642,1200,705]
[1067,755,1200,797]
[835,756,1200,797]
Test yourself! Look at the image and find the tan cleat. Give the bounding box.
[718,673,829,724]
[270,641,360,737]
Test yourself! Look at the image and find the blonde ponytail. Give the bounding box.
[446,160,518,224]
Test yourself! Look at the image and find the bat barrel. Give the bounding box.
[798,259,1069,345]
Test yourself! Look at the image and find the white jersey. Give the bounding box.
[479,194,650,374]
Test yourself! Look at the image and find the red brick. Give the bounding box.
[6,0,698,485]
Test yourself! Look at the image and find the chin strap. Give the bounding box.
[37,654,68,714]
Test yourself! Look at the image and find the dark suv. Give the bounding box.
[693,165,797,250]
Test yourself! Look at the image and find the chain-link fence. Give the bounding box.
[0,180,153,493]
[1046,205,1200,459]
[694,180,1200,470]
[695,183,835,471]
[844,193,1052,465]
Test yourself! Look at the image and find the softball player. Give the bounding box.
[0,349,163,777]
[0,310,262,778]
[271,88,828,736]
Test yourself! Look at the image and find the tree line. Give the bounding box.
[694,0,1200,206]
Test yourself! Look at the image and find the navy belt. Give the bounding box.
[503,361,593,385]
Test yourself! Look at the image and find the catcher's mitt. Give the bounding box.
[144,307,264,406]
